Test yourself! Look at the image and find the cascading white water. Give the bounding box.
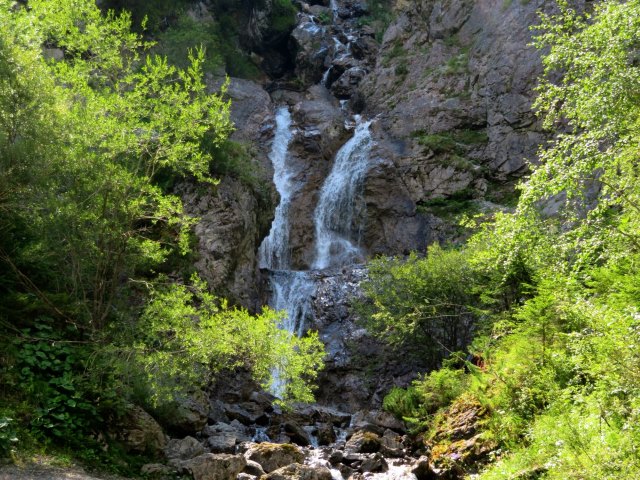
[312,117,373,270]
[259,107,316,399]
[259,107,295,270]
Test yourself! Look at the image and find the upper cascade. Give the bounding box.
[258,107,295,271]
[313,117,373,270]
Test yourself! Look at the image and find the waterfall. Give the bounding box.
[312,117,373,270]
[259,107,316,399]
[259,107,295,271]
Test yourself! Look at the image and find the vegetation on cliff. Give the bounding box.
[367,1,640,477]
[0,0,321,470]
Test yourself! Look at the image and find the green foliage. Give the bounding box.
[383,366,470,423]
[155,10,261,80]
[359,244,483,365]
[383,386,423,421]
[155,12,225,72]
[114,275,324,406]
[412,128,488,155]
[0,416,18,459]
[371,4,640,476]
[270,0,298,34]
[357,0,395,43]
[0,0,323,468]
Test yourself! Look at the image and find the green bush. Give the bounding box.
[0,416,18,459]
[383,386,423,421]
[270,0,297,34]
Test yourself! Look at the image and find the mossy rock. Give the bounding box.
[245,442,304,473]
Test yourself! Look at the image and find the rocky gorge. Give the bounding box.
[133,0,577,478]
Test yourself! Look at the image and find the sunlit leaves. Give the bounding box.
[131,276,325,405]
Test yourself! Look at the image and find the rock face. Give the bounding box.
[178,0,572,423]
[354,0,582,254]
[181,77,275,309]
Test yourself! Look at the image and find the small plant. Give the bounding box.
[383,386,423,421]
[0,416,18,459]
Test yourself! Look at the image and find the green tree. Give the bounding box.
[360,244,482,365]
[0,0,324,456]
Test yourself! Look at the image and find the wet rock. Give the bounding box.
[116,404,166,455]
[225,402,269,426]
[350,36,378,61]
[204,421,252,453]
[316,423,337,446]
[237,474,257,480]
[331,67,367,98]
[243,459,266,477]
[381,429,405,457]
[182,453,246,480]
[291,15,332,85]
[411,456,436,480]
[328,449,343,465]
[181,176,273,311]
[206,77,272,148]
[345,431,382,454]
[360,453,388,473]
[250,391,277,411]
[244,442,305,473]
[262,463,333,480]
[351,410,406,433]
[283,421,313,446]
[164,436,205,462]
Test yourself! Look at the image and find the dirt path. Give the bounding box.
[0,463,134,480]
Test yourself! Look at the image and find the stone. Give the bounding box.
[291,15,332,85]
[203,421,252,453]
[243,459,266,477]
[359,453,388,473]
[283,421,312,446]
[244,442,304,473]
[411,456,436,480]
[117,404,166,455]
[164,436,205,461]
[344,431,382,454]
[316,423,337,446]
[380,429,405,457]
[351,410,406,433]
[224,402,269,426]
[140,463,173,477]
[237,474,256,480]
[162,390,209,436]
[330,67,367,98]
[261,463,333,480]
[182,453,246,480]
[180,176,273,311]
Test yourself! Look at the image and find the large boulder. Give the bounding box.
[162,390,209,436]
[261,463,333,480]
[116,404,166,455]
[345,431,382,454]
[244,443,304,473]
[291,15,332,85]
[164,436,205,463]
[203,421,252,453]
[182,453,246,480]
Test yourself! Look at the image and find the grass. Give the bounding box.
[356,0,395,43]
[412,128,488,155]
